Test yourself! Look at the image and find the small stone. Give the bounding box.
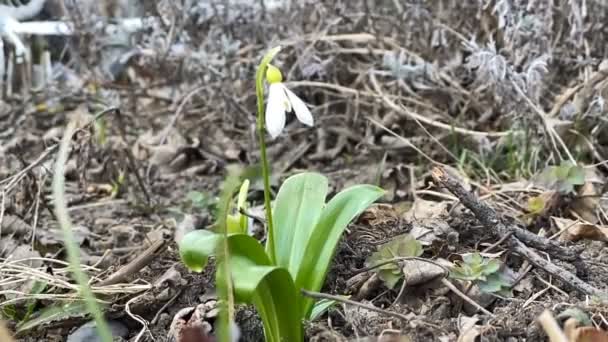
[67,320,128,342]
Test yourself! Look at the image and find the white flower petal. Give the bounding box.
[265,83,288,138]
[284,87,313,127]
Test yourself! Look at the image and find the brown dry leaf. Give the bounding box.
[358,204,400,227]
[403,198,448,221]
[0,321,14,342]
[571,182,601,223]
[572,327,608,342]
[565,318,608,342]
[457,316,481,342]
[400,259,446,287]
[409,218,455,247]
[553,217,608,242]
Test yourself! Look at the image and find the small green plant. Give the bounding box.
[109,170,125,198]
[365,234,423,289]
[449,253,512,297]
[538,161,585,194]
[226,179,250,234]
[179,47,383,341]
[180,173,383,341]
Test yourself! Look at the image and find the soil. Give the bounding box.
[1,1,608,341]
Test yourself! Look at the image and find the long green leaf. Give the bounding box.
[17,301,88,332]
[272,172,328,277]
[296,185,384,317]
[179,233,303,341]
[227,235,303,342]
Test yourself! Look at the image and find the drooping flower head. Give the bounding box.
[264,65,313,138]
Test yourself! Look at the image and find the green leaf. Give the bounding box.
[272,173,328,277]
[557,307,592,326]
[539,162,584,194]
[309,298,340,321]
[179,230,221,272]
[552,163,570,180]
[567,165,585,185]
[23,280,48,321]
[482,259,501,275]
[379,269,402,289]
[462,253,482,265]
[478,273,507,293]
[296,184,384,318]
[226,214,242,234]
[225,235,303,342]
[365,234,423,289]
[17,301,89,332]
[557,181,575,194]
[180,232,303,342]
[527,196,546,215]
[237,179,250,233]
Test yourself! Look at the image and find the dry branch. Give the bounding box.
[431,167,605,298]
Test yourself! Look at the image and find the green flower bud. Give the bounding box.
[266,64,283,84]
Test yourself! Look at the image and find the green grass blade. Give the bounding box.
[17,301,88,333]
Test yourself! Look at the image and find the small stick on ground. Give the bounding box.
[301,289,410,322]
[431,167,605,298]
[96,239,166,286]
[440,278,494,317]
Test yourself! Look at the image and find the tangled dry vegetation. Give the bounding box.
[1,0,608,341]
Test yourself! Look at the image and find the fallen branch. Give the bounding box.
[431,167,605,298]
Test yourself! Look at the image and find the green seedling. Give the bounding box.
[450,253,512,297]
[365,234,423,289]
[110,170,125,198]
[538,161,585,194]
[226,179,250,234]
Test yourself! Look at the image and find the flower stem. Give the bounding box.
[255,46,281,263]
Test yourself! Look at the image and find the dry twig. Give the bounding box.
[431,167,605,298]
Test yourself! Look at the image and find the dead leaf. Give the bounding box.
[572,327,608,342]
[403,198,448,221]
[565,318,608,342]
[358,204,400,227]
[409,218,456,247]
[0,321,14,342]
[400,259,446,287]
[553,217,608,242]
[571,182,600,223]
[1,215,32,236]
[457,316,481,342]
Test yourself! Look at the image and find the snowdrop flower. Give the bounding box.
[265,64,313,138]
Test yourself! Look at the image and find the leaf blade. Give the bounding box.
[296,184,384,317]
[272,172,328,278]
